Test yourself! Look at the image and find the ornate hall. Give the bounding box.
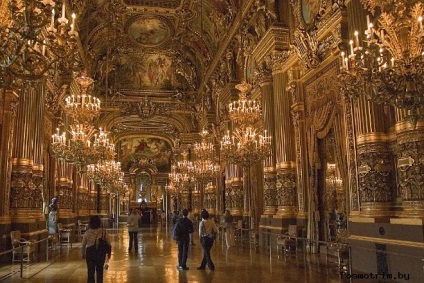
[0,0,423,282]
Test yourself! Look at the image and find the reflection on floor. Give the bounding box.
[0,225,349,283]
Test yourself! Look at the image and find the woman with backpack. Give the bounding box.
[82,215,111,283]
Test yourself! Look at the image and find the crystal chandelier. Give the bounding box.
[65,74,101,124]
[169,150,196,188]
[228,82,261,126]
[87,160,124,190]
[51,124,98,170]
[221,81,271,167]
[193,129,220,180]
[0,1,78,79]
[339,0,424,124]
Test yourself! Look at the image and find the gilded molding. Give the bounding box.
[275,168,297,217]
[357,142,394,216]
[357,132,389,145]
[263,170,277,215]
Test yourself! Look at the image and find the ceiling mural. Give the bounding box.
[127,16,173,47]
[101,52,198,91]
[119,137,173,173]
[123,0,183,8]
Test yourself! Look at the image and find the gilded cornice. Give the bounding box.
[251,24,290,64]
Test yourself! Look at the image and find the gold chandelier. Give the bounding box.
[51,124,98,170]
[221,82,272,167]
[169,150,196,188]
[65,74,101,124]
[87,160,125,191]
[0,1,78,79]
[193,129,220,180]
[228,82,261,126]
[339,0,424,124]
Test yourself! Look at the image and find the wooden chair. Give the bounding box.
[276,225,298,256]
[57,223,73,248]
[77,220,88,241]
[10,230,35,263]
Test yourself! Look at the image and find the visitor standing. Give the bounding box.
[127,208,141,252]
[224,209,234,248]
[197,210,218,271]
[82,215,111,283]
[174,209,194,270]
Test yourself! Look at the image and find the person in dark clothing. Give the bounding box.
[175,208,194,270]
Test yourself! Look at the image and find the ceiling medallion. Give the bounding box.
[126,15,173,47]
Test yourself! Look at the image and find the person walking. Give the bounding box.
[174,208,194,270]
[82,215,111,283]
[127,208,141,252]
[197,209,218,271]
[224,209,235,248]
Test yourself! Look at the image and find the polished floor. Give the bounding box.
[1,225,350,283]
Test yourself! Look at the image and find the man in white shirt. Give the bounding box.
[197,209,218,271]
[127,208,141,252]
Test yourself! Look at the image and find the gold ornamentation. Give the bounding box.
[339,1,424,126]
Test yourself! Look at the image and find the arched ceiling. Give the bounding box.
[70,0,241,150]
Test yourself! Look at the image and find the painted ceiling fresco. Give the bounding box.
[119,137,172,172]
[127,16,172,47]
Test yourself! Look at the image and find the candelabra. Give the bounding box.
[339,1,424,125]
[0,1,78,80]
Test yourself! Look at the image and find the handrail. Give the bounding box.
[0,234,55,279]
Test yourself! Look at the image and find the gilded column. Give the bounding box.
[10,80,44,223]
[224,164,233,210]
[192,189,201,214]
[230,165,243,216]
[32,82,46,219]
[256,63,277,216]
[355,97,394,217]
[272,57,297,218]
[205,184,216,215]
[99,189,109,216]
[0,90,18,226]
[394,109,424,217]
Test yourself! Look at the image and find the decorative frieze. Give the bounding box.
[357,142,394,217]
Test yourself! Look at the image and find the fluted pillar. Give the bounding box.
[394,109,424,217]
[257,65,278,216]
[10,80,44,224]
[32,83,46,217]
[273,65,297,218]
[0,90,18,227]
[355,97,394,217]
